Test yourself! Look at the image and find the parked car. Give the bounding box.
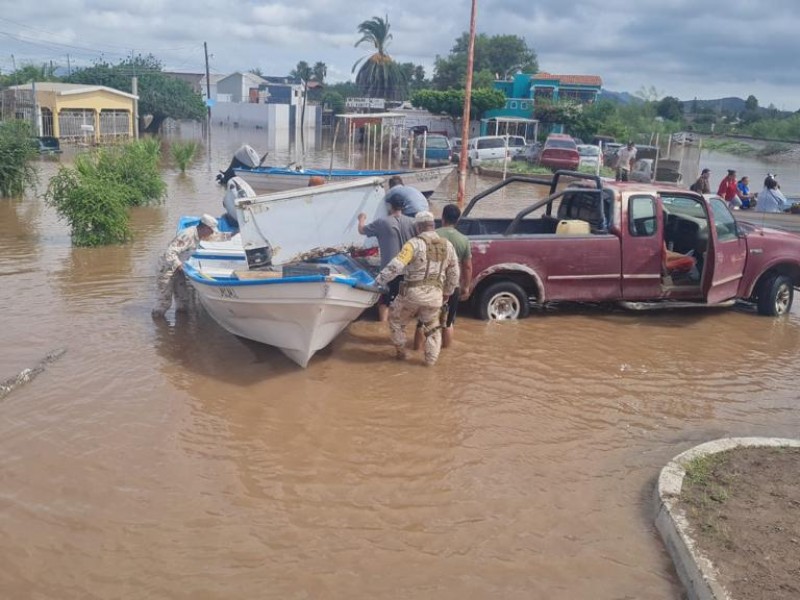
[602,142,623,167]
[576,144,603,170]
[514,141,542,163]
[539,134,580,171]
[455,171,800,320]
[412,134,452,166]
[592,135,616,147]
[465,135,511,167]
[504,135,528,158]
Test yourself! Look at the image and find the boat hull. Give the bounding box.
[183,257,380,368]
[234,164,455,195]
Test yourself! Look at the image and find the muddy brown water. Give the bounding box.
[1,127,799,599]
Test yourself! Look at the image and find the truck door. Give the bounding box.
[703,196,747,303]
[621,194,663,299]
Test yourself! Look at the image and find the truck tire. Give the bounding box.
[756,274,794,316]
[478,281,530,320]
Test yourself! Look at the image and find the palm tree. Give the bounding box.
[312,62,327,85]
[352,15,406,100]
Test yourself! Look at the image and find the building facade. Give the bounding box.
[8,82,137,143]
[484,72,603,132]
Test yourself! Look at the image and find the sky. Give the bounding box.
[1,0,799,110]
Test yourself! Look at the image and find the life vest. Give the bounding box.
[406,236,448,290]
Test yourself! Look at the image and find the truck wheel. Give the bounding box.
[756,274,793,316]
[478,281,530,320]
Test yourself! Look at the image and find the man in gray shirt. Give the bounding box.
[383,175,429,217]
[358,195,417,321]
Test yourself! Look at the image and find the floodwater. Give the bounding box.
[1,125,799,599]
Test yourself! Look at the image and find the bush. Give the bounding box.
[0,120,39,197]
[93,138,166,206]
[45,139,166,246]
[45,164,131,246]
[170,140,199,172]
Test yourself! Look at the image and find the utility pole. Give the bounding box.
[204,42,212,122]
[457,0,478,207]
[67,54,71,76]
[132,77,139,139]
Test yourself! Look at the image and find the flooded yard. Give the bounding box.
[1,127,798,599]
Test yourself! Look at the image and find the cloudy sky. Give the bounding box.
[2,0,799,110]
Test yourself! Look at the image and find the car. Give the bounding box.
[538,134,580,171]
[465,136,511,167]
[514,141,542,163]
[412,134,452,166]
[504,135,528,158]
[602,142,623,166]
[454,171,800,320]
[576,144,603,170]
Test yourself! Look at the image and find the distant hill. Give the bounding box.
[680,97,747,114]
[602,91,746,111]
[599,90,641,105]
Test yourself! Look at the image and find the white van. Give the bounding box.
[465,136,511,167]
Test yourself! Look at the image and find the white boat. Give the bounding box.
[184,253,380,368]
[179,176,390,367]
[233,176,389,268]
[216,144,455,195]
[232,163,455,196]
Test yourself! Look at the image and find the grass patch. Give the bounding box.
[756,142,792,157]
[170,140,199,172]
[702,139,757,155]
[682,452,734,541]
[0,120,39,198]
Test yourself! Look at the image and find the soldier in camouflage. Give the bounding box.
[375,211,459,366]
[152,214,218,318]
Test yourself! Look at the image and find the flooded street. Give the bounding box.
[1,127,799,599]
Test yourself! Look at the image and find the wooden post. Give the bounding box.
[457,0,478,207]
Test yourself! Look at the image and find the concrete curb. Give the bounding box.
[654,437,800,600]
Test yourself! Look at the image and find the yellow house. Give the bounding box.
[9,82,138,144]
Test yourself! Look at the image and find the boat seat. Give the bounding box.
[555,220,591,235]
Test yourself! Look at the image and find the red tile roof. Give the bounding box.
[535,73,603,86]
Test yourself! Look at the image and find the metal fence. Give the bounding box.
[0,88,35,123]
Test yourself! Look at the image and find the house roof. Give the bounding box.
[534,73,603,87]
[9,82,138,100]
[217,72,269,86]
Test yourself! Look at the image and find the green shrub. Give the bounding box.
[0,120,39,197]
[170,140,199,172]
[45,165,131,246]
[44,138,166,246]
[93,138,166,206]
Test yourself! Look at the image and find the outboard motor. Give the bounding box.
[216,144,262,185]
[222,177,256,226]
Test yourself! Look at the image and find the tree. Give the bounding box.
[745,95,759,111]
[352,15,406,100]
[312,62,327,84]
[249,67,264,77]
[432,33,537,90]
[65,55,205,133]
[410,88,505,121]
[0,62,60,87]
[656,96,683,121]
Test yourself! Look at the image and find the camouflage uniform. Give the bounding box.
[376,231,459,365]
[153,227,200,315]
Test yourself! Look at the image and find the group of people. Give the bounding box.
[691,168,791,212]
[153,174,472,367]
[358,175,472,366]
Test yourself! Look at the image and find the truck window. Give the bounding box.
[628,195,657,236]
[709,197,738,242]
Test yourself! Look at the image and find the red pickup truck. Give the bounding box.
[459,172,800,319]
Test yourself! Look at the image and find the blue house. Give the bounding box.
[483,72,603,136]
